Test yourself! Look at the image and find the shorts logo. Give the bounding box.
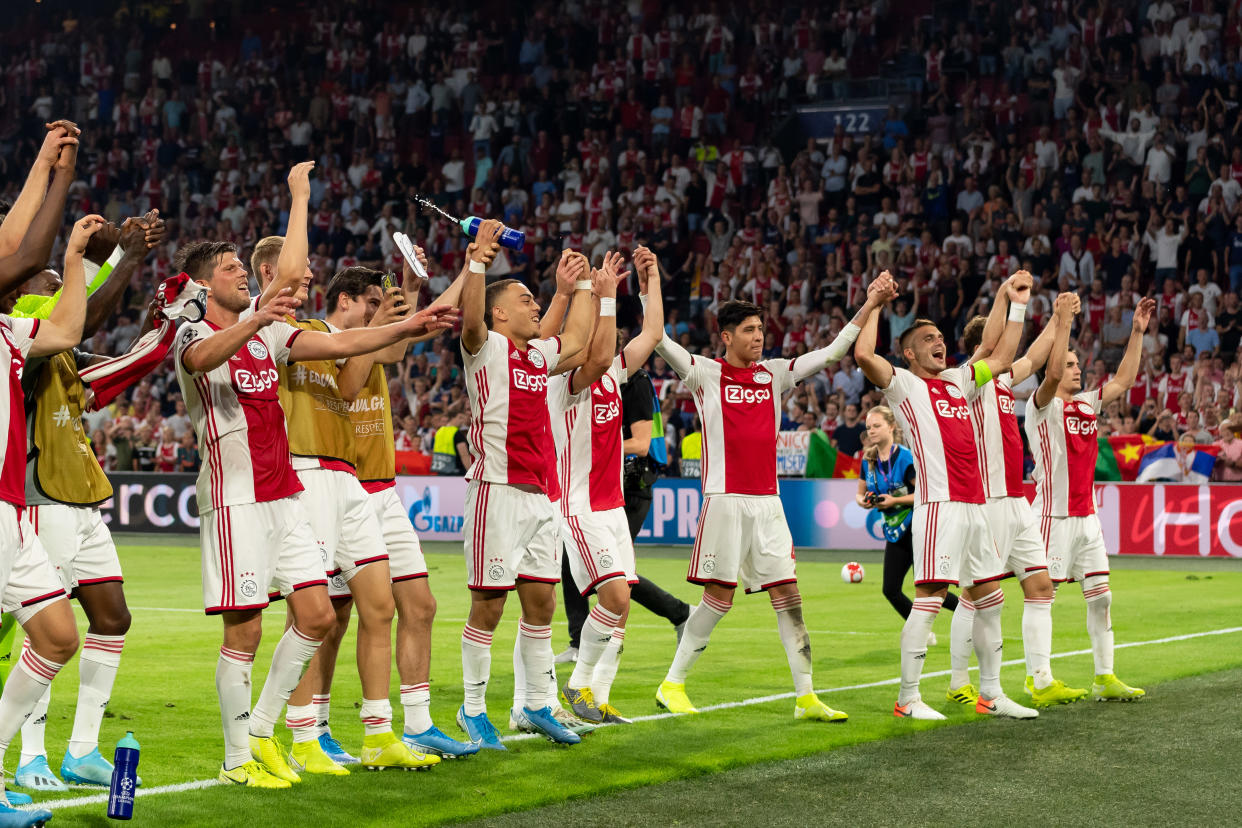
[599,554,614,569]
[247,340,268,360]
[702,559,716,575]
[240,579,258,598]
[330,575,346,592]
[945,384,963,399]
[938,561,949,576]
[753,370,772,385]
[600,374,615,393]
[488,564,505,581]
[528,349,545,369]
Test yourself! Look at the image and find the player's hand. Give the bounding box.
[558,250,588,289]
[1006,270,1033,304]
[401,302,460,337]
[372,286,411,326]
[287,160,315,201]
[256,288,301,326]
[1132,296,1156,331]
[53,127,79,173]
[633,245,658,293]
[1053,291,1079,318]
[470,220,503,267]
[602,250,627,291]
[140,209,167,250]
[118,218,148,257]
[36,123,77,169]
[66,214,106,257]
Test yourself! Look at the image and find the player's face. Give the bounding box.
[723,315,764,363]
[205,254,251,313]
[343,285,384,329]
[1060,353,1082,393]
[23,269,62,299]
[295,263,314,304]
[866,412,894,445]
[496,283,541,339]
[905,325,946,373]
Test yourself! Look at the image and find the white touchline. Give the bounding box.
[32,625,1242,812]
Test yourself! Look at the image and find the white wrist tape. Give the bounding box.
[575,280,592,291]
[599,297,617,316]
[1008,302,1027,322]
[469,260,486,273]
[639,293,649,310]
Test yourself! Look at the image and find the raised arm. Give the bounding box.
[624,245,665,375]
[0,124,74,256]
[0,128,78,294]
[1033,292,1079,409]
[1009,307,1062,385]
[968,278,1012,361]
[83,213,164,339]
[256,161,314,311]
[539,250,578,339]
[1102,297,1156,404]
[854,271,899,388]
[977,271,1033,378]
[30,215,102,358]
[789,287,884,383]
[557,252,594,362]
[291,303,459,362]
[571,254,624,394]
[460,220,504,355]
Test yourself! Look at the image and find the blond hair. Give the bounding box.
[250,236,284,287]
[862,405,904,463]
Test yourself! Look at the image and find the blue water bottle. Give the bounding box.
[459,216,526,250]
[107,731,140,820]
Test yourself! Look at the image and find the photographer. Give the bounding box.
[855,406,959,628]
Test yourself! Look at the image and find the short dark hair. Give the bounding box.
[898,318,939,357]
[484,278,521,329]
[962,315,987,354]
[1036,345,1082,385]
[326,266,384,314]
[175,241,239,281]
[716,300,764,334]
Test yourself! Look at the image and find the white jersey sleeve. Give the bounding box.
[258,320,302,365]
[174,320,212,375]
[0,315,39,359]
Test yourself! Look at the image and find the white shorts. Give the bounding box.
[297,468,389,599]
[911,500,1004,586]
[981,497,1049,585]
[688,495,796,594]
[463,480,560,590]
[0,503,69,622]
[1040,513,1110,583]
[28,503,122,592]
[201,495,328,614]
[369,486,428,583]
[562,508,637,596]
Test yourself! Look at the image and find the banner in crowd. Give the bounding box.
[101,473,1242,557]
[1095,434,1220,483]
[775,431,810,476]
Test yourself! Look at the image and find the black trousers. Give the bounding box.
[562,487,692,648]
[882,532,960,619]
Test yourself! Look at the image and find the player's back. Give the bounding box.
[968,372,1025,500]
[1025,389,1101,518]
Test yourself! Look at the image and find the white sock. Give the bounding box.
[949,597,975,689]
[899,597,942,705]
[250,627,322,739]
[312,693,331,737]
[772,592,814,696]
[518,620,554,712]
[569,605,620,689]
[216,647,254,770]
[665,593,731,684]
[1023,597,1055,688]
[973,589,1005,700]
[511,631,526,712]
[359,698,392,736]
[285,703,318,744]
[400,683,433,735]
[0,647,64,764]
[18,685,50,765]
[1084,582,1114,675]
[591,628,625,707]
[461,625,493,716]
[67,633,124,758]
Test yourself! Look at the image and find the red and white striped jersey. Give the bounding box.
[174,319,304,511]
[0,316,38,507]
[1025,389,1101,518]
[462,330,562,493]
[969,372,1025,499]
[550,356,627,517]
[882,365,987,506]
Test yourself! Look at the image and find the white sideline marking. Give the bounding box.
[33,625,1242,812]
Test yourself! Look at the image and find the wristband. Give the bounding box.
[599,297,617,316]
[469,260,486,273]
[1008,302,1027,322]
[639,293,649,311]
[575,279,592,291]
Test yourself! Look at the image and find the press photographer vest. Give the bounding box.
[277,318,356,469]
[349,362,395,486]
[28,351,113,507]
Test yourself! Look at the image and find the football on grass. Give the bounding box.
[841,562,865,583]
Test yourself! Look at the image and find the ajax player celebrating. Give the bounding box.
[957,291,1090,708]
[1025,297,1156,702]
[855,272,1036,721]
[652,277,886,722]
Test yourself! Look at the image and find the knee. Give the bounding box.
[46,626,80,665]
[359,592,396,629]
[595,587,629,617]
[299,606,338,641]
[91,607,133,637]
[525,596,556,626]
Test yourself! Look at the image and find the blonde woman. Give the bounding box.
[855,407,959,627]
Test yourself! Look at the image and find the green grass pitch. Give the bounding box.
[15,537,1242,827]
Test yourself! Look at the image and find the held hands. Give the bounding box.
[287,161,315,201]
[401,302,461,338]
[1053,291,1081,318]
[1132,297,1157,331]
[37,121,79,169]
[255,288,301,327]
[66,215,106,257]
[1006,270,1033,304]
[556,250,589,291]
[633,245,658,293]
[867,270,898,305]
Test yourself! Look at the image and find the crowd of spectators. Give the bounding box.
[6,0,1242,481]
